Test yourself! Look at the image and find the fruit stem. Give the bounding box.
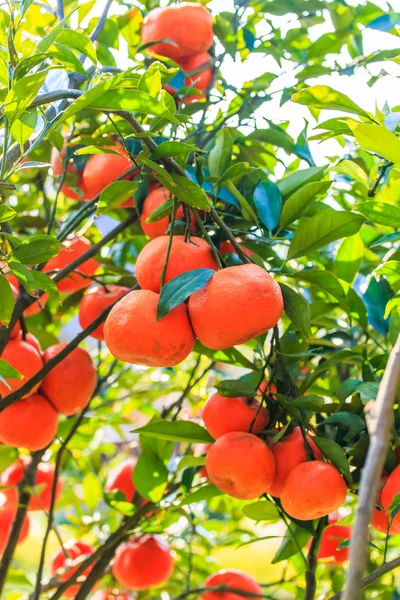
[160,196,178,289]
[192,209,223,270]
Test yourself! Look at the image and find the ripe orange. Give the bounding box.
[381,464,400,533]
[40,344,97,416]
[112,535,174,590]
[206,432,275,500]
[188,264,284,350]
[194,443,212,478]
[0,393,58,451]
[105,458,137,502]
[0,457,61,511]
[136,235,218,293]
[15,331,42,354]
[104,289,195,367]
[1,283,20,339]
[200,569,262,600]
[0,503,30,554]
[45,236,100,294]
[50,539,95,598]
[0,338,44,398]
[202,393,269,439]
[140,187,196,239]
[178,52,213,103]
[79,285,130,340]
[317,517,351,564]
[269,427,323,497]
[281,461,347,520]
[82,143,136,202]
[219,240,254,258]
[141,3,213,60]
[6,271,48,317]
[51,145,86,201]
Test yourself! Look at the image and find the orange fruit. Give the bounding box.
[82,142,137,203]
[0,393,58,451]
[51,145,86,201]
[188,263,284,350]
[200,569,262,600]
[0,338,44,398]
[206,431,275,500]
[141,3,213,60]
[202,392,269,439]
[281,461,347,520]
[194,443,212,478]
[0,503,30,554]
[269,427,323,497]
[50,539,95,598]
[219,240,254,258]
[105,458,137,502]
[381,465,400,533]
[6,271,48,317]
[136,235,218,293]
[15,331,42,354]
[79,285,130,340]
[317,519,351,564]
[112,535,174,590]
[40,344,97,416]
[104,289,195,367]
[92,591,134,600]
[45,236,100,294]
[140,187,196,239]
[178,52,213,102]
[0,457,61,511]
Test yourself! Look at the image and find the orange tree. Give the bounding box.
[0,1,400,599]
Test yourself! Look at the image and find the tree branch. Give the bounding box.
[329,555,400,600]
[342,334,400,600]
[173,586,268,599]
[305,518,325,600]
[0,450,45,594]
[90,0,114,42]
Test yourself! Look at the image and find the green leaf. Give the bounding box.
[253,180,282,233]
[180,484,223,506]
[168,174,210,210]
[272,524,311,564]
[312,436,353,486]
[356,202,400,228]
[133,420,214,444]
[194,341,258,371]
[51,43,88,76]
[0,359,23,380]
[10,108,37,146]
[134,444,169,502]
[242,500,280,521]
[98,181,138,214]
[20,0,35,16]
[370,232,400,248]
[89,90,180,125]
[36,7,79,52]
[216,379,256,399]
[138,64,162,97]
[280,181,331,228]
[278,166,327,198]
[8,260,35,294]
[12,235,60,265]
[389,492,400,517]
[4,69,49,125]
[208,128,233,178]
[178,455,206,470]
[157,268,215,320]
[280,283,311,338]
[83,472,102,511]
[75,146,124,156]
[146,197,178,223]
[288,209,364,260]
[0,275,15,325]
[219,162,255,184]
[0,206,16,223]
[356,382,379,402]
[323,412,366,440]
[224,181,258,224]
[352,123,400,164]
[30,271,60,302]
[290,395,325,411]
[291,270,348,309]
[137,155,175,188]
[151,141,202,160]
[57,29,97,65]
[335,233,364,284]
[292,85,369,118]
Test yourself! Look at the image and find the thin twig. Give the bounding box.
[342,334,400,600]
[329,555,400,600]
[89,0,113,42]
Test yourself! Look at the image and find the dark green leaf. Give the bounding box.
[313,436,353,485]
[253,180,282,233]
[280,181,331,228]
[133,420,214,444]
[151,141,202,160]
[280,283,311,338]
[194,341,258,371]
[216,378,256,398]
[168,174,210,210]
[157,268,215,320]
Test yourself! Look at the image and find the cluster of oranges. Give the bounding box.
[142,2,215,103]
